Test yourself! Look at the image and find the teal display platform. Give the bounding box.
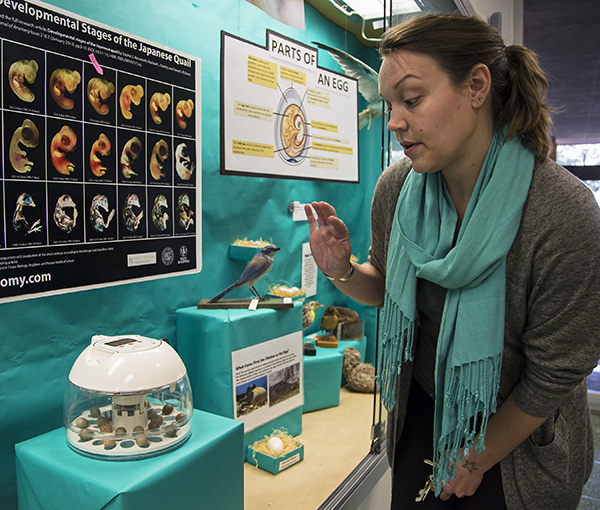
[306,334,367,382]
[302,335,368,412]
[176,304,303,448]
[303,347,343,412]
[305,333,367,360]
[15,411,243,510]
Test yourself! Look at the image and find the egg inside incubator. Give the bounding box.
[64,334,193,460]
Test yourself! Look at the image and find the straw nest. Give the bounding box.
[268,281,305,298]
[233,237,273,247]
[249,429,301,459]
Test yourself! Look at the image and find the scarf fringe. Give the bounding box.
[377,291,414,410]
[433,353,502,492]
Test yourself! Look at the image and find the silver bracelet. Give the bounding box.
[322,263,355,282]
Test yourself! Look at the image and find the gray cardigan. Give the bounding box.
[369,157,600,509]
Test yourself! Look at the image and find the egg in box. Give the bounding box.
[247,430,304,474]
[64,334,193,459]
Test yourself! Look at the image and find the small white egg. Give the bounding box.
[267,436,284,455]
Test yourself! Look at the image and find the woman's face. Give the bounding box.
[379,50,486,177]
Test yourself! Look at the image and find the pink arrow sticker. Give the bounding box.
[88,53,103,75]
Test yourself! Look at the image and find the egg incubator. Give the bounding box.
[64,334,193,460]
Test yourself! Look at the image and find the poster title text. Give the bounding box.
[0,0,192,67]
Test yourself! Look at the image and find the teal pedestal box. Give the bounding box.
[303,347,343,412]
[305,334,368,388]
[15,411,244,510]
[176,304,303,448]
[246,443,304,474]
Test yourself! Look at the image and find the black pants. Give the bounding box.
[391,381,507,509]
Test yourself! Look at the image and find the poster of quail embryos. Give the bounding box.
[221,30,359,182]
[0,0,201,302]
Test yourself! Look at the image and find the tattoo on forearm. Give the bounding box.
[462,459,479,473]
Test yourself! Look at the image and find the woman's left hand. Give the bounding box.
[438,456,485,500]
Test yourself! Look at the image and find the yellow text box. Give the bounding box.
[234,101,273,121]
[312,141,353,155]
[310,156,339,169]
[306,88,330,108]
[232,139,274,158]
[312,120,338,133]
[313,134,349,145]
[247,55,277,89]
[280,66,306,86]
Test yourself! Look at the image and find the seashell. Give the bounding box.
[90,407,101,418]
[162,403,174,415]
[75,417,89,428]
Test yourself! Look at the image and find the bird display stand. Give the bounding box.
[197,297,294,309]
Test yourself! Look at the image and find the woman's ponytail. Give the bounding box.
[498,45,555,160]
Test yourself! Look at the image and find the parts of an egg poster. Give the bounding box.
[232,332,303,432]
[0,0,201,302]
[221,30,359,182]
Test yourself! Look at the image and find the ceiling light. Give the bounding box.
[334,0,421,21]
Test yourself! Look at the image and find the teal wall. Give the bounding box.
[0,1,384,507]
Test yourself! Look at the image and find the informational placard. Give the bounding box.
[221,30,359,182]
[302,241,317,297]
[232,332,303,432]
[0,0,201,302]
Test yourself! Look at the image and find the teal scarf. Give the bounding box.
[378,131,534,493]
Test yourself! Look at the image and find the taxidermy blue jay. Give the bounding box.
[209,245,281,302]
[313,42,381,129]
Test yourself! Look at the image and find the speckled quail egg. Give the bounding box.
[75,417,89,428]
[136,436,149,447]
[100,422,113,433]
[103,439,116,449]
[79,429,94,441]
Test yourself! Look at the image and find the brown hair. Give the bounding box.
[379,13,554,160]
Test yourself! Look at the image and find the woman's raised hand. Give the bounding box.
[305,201,352,278]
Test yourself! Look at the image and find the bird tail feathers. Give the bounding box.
[208,282,237,303]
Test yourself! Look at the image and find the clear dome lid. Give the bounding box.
[64,335,193,460]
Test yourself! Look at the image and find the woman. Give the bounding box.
[306,13,600,509]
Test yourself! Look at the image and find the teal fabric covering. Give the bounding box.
[303,348,343,412]
[305,333,368,386]
[15,410,244,510]
[0,1,382,507]
[176,303,303,446]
